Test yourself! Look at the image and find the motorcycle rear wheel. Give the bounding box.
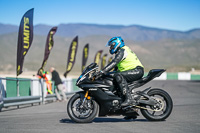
[140,88,173,121]
[67,93,99,123]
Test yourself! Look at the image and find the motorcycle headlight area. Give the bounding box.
[77,67,98,84]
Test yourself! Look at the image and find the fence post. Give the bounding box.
[39,79,45,104]
[17,78,19,108]
[0,87,3,112]
[17,79,20,97]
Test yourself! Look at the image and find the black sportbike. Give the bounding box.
[67,63,173,123]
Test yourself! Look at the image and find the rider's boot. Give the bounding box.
[115,73,133,107]
[121,90,132,106]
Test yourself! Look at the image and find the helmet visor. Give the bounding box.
[106,37,117,47]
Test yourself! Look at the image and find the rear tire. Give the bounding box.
[140,89,173,121]
[67,93,99,123]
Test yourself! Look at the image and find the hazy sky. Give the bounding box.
[0,0,199,31]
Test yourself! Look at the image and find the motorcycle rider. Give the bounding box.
[96,36,144,107]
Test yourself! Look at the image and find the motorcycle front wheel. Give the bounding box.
[67,93,99,123]
[140,88,173,121]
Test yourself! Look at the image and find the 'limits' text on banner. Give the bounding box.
[17,8,34,76]
[64,36,78,77]
[82,44,89,72]
[94,50,103,66]
[101,54,107,69]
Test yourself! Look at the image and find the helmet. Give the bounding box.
[106,36,125,54]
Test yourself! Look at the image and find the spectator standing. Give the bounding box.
[50,67,67,102]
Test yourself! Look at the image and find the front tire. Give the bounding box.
[140,89,173,121]
[67,93,99,123]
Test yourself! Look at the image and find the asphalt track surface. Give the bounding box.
[0,80,200,133]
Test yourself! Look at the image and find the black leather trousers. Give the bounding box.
[114,66,144,95]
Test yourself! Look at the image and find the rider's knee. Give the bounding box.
[114,73,123,83]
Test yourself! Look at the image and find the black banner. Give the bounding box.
[94,50,103,66]
[82,43,89,72]
[64,36,78,77]
[17,8,34,76]
[37,27,57,76]
[40,27,57,72]
[101,54,107,69]
[108,57,113,64]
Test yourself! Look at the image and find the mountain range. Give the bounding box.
[1,23,200,41]
[0,23,200,76]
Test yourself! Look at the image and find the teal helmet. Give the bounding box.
[106,36,125,54]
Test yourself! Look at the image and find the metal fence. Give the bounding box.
[0,77,78,111]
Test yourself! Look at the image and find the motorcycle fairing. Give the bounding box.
[90,88,122,116]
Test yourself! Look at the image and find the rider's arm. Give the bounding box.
[102,49,127,74]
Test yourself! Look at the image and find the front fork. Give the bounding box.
[80,91,91,109]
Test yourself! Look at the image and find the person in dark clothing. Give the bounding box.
[50,67,67,101]
[96,36,144,107]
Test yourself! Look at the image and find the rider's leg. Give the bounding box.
[114,73,132,107]
[114,67,144,106]
[120,66,144,82]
